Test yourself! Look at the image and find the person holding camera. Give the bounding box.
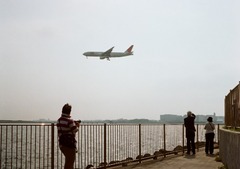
[57,103,81,169]
[204,117,215,155]
[184,111,196,155]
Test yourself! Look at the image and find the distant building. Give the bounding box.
[160,113,224,124]
[215,116,224,124]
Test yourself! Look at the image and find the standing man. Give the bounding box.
[204,117,215,155]
[184,111,196,155]
[57,103,80,169]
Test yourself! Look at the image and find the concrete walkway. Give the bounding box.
[113,149,223,169]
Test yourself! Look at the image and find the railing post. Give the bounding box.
[233,99,237,129]
[138,124,141,163]
[0,126,2,168]
[163,124,166,157]
[104,123,107,169]
[182,124,184,155]
[217,124,220,144]
[196,124,199,152]
[51,123,54,169]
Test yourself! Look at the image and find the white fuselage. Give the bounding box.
[83,45,134,60]
[83,52,132,58]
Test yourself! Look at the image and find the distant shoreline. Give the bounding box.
[0,120,56,123]
[0,119,224,124]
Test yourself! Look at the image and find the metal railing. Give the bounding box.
[0,123,221,169]
[225,82,240,128]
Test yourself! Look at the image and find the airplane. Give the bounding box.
[83,45,134,61]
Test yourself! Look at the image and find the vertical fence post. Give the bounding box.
[230,90,232,127]
[182,124,184,155]
[104,123,107,169]
[138,124,141,163]
[217,124,220,144]
[196,124,199,152]
[163,124,166,157]
[224,95,227,126]
[0,126,2,168]
[51,123,54,169]
[233,97,236,129]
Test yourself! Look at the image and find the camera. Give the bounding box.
[74,120,81,123]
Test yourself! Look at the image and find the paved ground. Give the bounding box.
[113,149,223,169]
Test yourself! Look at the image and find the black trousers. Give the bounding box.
[205,133,214,154]
[187,136,195,154]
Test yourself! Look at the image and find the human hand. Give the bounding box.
[75,120,81,127]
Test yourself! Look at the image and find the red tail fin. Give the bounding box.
[125,45,134,53]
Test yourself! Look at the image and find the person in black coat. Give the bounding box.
[184,111,196,155]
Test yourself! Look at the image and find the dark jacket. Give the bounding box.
[184,114,196,138]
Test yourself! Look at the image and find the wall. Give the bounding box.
[220,128,240,169]
[224,82,240,127]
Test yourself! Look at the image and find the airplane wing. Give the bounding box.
[100,47,114,60]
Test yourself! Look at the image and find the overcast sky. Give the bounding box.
[1,0,239,121]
